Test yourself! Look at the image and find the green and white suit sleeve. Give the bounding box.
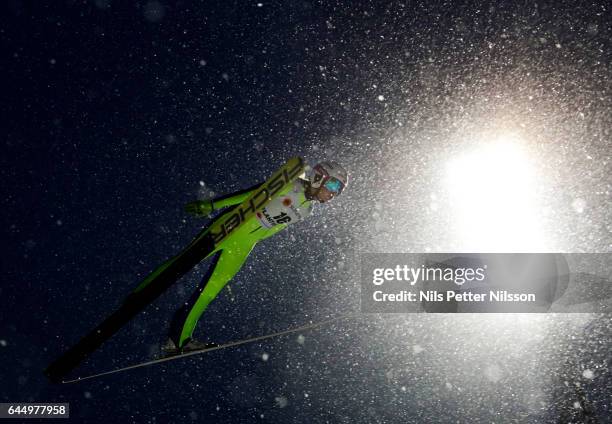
[184,183,262,217]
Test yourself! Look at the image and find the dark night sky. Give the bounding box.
[1,1,610,422]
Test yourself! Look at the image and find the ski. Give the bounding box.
[60,314,356,384]
[45,157,305,383]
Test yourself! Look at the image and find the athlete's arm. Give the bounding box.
[211,182,262,208]
[184,182,263,217]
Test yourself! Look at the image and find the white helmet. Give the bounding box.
[308,161,348,195]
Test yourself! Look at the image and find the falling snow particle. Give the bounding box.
[274,396,288,408]
[257,2,263,6]
[84,391,92,399]
[0,340,7,347]
[412,345,424,354]
[297,335,305,345]
[377,95,385,101]
[582,369,595,379]
[261,352,269,361]
[572,198,586,214]
[56,220,63,226]
[143,1,165,23]
[199,59,207,66]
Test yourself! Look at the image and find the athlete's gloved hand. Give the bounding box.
[184,200,215,217]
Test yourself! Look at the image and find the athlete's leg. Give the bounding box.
[167,250,223,346]
[168,241,257,348]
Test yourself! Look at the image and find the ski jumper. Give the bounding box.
[43,158,307,382]
[167,178,314,348]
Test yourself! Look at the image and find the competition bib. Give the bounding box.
[256,181,312,228]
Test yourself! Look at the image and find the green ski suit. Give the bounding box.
[167,178,313,348]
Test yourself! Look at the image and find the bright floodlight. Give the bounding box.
[445,137,546,252]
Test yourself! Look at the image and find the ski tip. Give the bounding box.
[44,360,76,384]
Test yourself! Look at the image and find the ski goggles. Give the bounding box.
[323,177,344,195]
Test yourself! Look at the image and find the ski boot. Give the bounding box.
[161,338,218,357]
